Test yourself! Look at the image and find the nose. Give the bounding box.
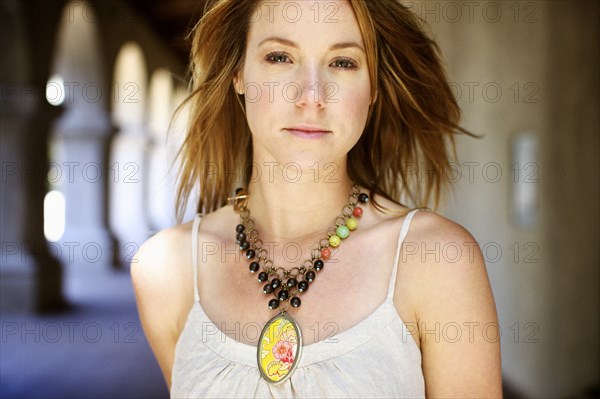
[292,65,328,110]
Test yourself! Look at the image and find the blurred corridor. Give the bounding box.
[1,260,168,398]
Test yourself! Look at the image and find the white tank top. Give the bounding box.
[171,209,425,398]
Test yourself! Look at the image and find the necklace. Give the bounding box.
[227,182,369,384]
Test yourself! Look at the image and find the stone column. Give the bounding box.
[48,0,115,267]
[108,42,151,260]
[1,0,67,312]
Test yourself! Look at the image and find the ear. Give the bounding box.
[232,72,244,95]
[370,90,378,105]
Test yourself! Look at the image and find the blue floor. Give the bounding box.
[1,261,169,399]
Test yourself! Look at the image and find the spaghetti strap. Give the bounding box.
[191,213,203,303]
[386,209,420,300]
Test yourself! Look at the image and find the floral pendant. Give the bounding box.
[257,309,303,384]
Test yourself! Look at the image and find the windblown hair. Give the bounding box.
[170,0,479,223]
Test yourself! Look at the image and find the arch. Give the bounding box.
[108,41,151,250]
[148,68,174,139]
[51,0,108,126]
[112,42,147,132]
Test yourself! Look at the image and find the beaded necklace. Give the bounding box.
[227,181,369,384]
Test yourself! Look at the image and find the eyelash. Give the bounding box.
[265,52,357,70]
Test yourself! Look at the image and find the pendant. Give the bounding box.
[257,309,303,384]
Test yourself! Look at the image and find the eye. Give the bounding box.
[331,58,357,70]
[264,52,357,70]
[265,52,291,64]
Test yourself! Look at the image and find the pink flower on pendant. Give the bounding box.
[272,340,294,364]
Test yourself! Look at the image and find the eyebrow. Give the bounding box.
[257,36,365,53]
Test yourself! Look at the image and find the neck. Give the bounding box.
[243,165,354,246]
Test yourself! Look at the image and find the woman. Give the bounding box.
[131,0,502,397]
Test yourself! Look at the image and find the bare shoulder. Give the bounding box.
[404,208,491,311]
[386,206,479,273]
[131,220,195,310]
[405,209,503,397]
[129,208,233,387]
[129,218,197,388]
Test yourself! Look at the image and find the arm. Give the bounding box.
[412,213,503,398]
[130,227,190,390]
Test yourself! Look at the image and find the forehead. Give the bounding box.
[248,0,363,46]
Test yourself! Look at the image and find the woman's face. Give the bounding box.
[234,0,372,174]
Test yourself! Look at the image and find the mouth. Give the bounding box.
[284,126,331,139]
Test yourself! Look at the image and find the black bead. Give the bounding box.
[235,188,244,195]
[263,283,273,294]
[268,298,280,309]
[246,249,255,259]
[271,278,281,289]
[239,241,250,250]
[358,193,369,203]
[286,278,297,288]
[258,272,269,282]
[314,259,324,271]
[249,261,260,273]
[277,289,289,301]
[305,271,316,282]
[290,297,301,308]
[236,232,246,242]
[297,280,309,292]
[236,224,245,233]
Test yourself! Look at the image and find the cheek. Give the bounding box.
[344,89,370,116]
[337,81,371,132]
[243,85,275,135]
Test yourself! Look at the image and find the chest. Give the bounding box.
[195,222,417,347]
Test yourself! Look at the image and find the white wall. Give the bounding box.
[413,1,599,396]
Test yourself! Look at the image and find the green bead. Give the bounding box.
[336,225,350,239]
[329,235,341,247]
[346,217,358,231]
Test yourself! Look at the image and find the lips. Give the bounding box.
[285,129,330,140]
[284,125,331,134]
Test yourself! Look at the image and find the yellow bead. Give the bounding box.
[346,217,358,231]
[329,235,341,247]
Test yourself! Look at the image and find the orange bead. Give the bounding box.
[321,248,331,260]
[353,207,363,217]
